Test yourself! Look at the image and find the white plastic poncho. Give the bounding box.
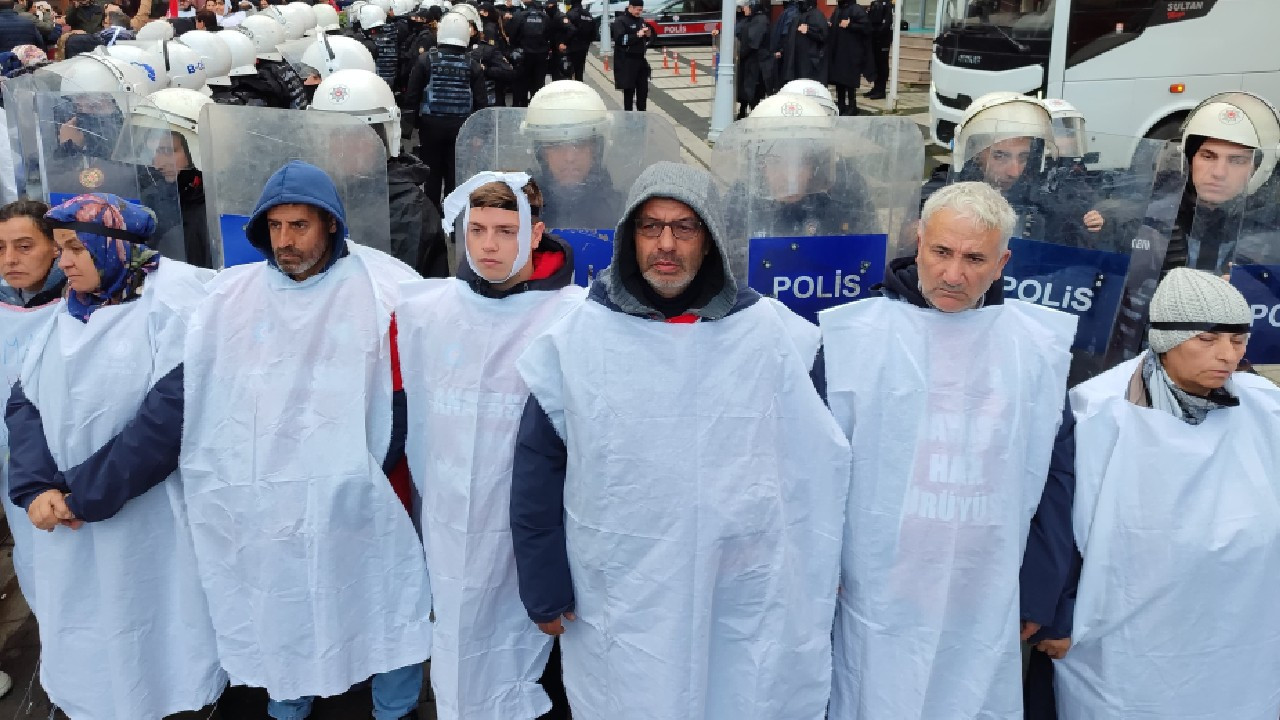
[820,297,1075,720]
[17,261,226,720]
[0,299,62,609]
[180,245,432,700]
[397,277,585,720]
[1054,355,1280,720]
[516,297,851,720]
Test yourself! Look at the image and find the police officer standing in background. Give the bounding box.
[611,0,651,111]
[506,0,551,106]
[406,11,488,207]
[563,0,593,82]
[865,0,893,99]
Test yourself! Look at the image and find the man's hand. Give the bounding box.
[537,611,576,636]
[28,489,80,532]
[58,117,84,147]
[1036,637,1071,660]
[1083,209,1104,233]
[797,22,808,33]
[1020,620,1041,642]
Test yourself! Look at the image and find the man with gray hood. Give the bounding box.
[509,161,851,719]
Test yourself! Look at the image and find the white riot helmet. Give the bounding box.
[354,3,387,28]
[952,91,1056,172]
[179,31,233,86]
[59,53,157,95]
[239,15,286,60]
[450,2,481,30]
[136,19,175,42]
[521,80,610,144]
[1181,91,1280,195]
[260,4,308,40]
[390,0,416,15]
[777,79,837,117]
[310,68,401,157]
[157,40,210,94]
[131,88,214,169]
[219,29,259,75]
[437,11,471,46]
[311,2,341,32]
[745,93,838,198]
[1041,98,1088,160]
[300,33,376,78]
[285,1,319,33]
[96,46,170,95]
[369,0,394,13]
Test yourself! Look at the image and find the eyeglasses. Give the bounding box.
[634,217,704,241]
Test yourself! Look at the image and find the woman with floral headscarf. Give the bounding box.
[3,193,226,719]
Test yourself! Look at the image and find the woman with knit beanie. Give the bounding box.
[1052,267,1280,719]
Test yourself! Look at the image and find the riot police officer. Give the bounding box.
[405,11,487,207]
[610,0,650,111]
[312,68,449,276]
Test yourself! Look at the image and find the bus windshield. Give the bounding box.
[941,0,1056,36]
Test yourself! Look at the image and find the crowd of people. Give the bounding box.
[0,2,1277,719]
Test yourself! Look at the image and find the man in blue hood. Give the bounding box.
[508,162,851,719]
[178,161,431,720]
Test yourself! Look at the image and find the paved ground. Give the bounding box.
[577,44,940,174]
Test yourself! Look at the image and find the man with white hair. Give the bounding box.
[819,181,1080,719]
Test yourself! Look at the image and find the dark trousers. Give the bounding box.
[834,83,858,115]
[1024,648,1059,719]
[870,42,890,92]
[567,49,588,81]
[622,84,648,111]
[537,638,571,719]
[416,114,465,210]
[514,55,548,107]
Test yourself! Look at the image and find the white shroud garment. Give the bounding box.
[516,297,851,720]
[1054,355,1280,720]
[820,297,1075,720]
[18,260,226,720]
[397,277,584,720]
[180,246,432,700]
[1,298,62,609]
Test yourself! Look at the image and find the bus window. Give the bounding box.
[1065,1,1156,68]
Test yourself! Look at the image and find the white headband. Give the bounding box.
[443,171,534,284]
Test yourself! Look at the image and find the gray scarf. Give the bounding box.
[1141,351,1239,426]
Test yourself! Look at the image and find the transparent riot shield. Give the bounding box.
[33,90,143,206]
[944,119,1186,381]
[711,115,924,323]
[2,70,65,202]
[111,100,203,264]
[199,103,391,268]
[455,108,682,285]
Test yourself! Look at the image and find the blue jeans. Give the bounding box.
[266,663,423,720]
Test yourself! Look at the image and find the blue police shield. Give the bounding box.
[199,103,391,268]
[713,115,924,323]
[947,121,1186,380]
[455,106,682,284]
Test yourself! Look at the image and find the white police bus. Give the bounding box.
[928,0,1280,165]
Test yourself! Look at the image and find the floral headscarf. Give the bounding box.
[45,193,160,323]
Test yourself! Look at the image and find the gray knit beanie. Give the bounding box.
[1148,267,1253,353]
